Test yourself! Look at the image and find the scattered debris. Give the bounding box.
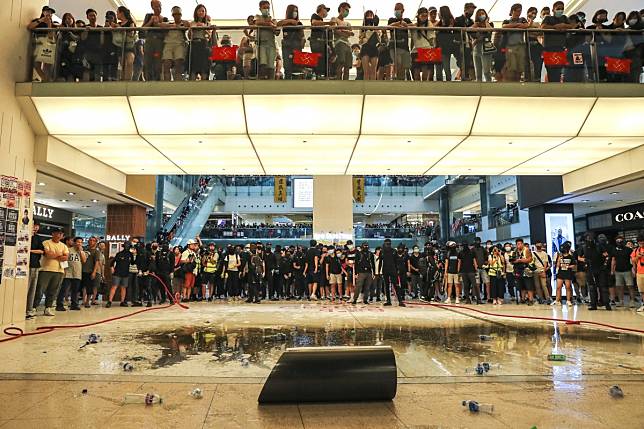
[81,389,88,395]
[123,393,163,405]
[462,400,494,414]
[122,362,134,372]
[547,354,566,362]
[609,385,624,398]
[190,388,203,399]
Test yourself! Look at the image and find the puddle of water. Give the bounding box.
[132,323,644,379]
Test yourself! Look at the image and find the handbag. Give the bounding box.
[542,50,569,66]
[34,38,56,64]
[415,47,442,63]
[293,50,321,67]
[605,57,632,74]
[482,40,496,54]
[210,45,238,62]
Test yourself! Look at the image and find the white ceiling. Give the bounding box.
[49,0,636,24]
[557,178,644,217]
[31,94,644,176]
[33,173,124,218]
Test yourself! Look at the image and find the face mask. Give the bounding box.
[343,10,349,18]
[347,244,354,250]
[394,10,402,19]
[292,11,298,19]
[554,10,564,18]
[616,240,624,246]
[413,249,419,254]
[536,246,542,251]
[505,246,511,251]
[486,244,492,249]
[328,250,334,255]
[340,255,345,259]
[129,249,135,253]
[628,18,638,26]
[261,8,269,17]
[478,15,486,22]
[336,252,342,257]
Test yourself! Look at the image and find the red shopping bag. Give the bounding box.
[293,50,321,67]
[542,50,569,66]
[416,47,442,64]
[605,57,632,74]
[210,45,238,62]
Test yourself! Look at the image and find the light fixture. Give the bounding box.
[101,210,106,214]
[60,199,68,202]
[91,199,99,203]
[67,192,75,196]
[37,182,46,186]
[97,141,102,144]
[616,199,623,202]
[581,199,590,202]
[610,192,619,195]
[81,205,91,208]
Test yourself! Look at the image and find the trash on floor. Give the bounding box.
[81,389,88,395]
[462,400,494,414]
[609,385,624,398]
[190,388,203,399]
[123,393,163,405]
[122,362,134,372]
[547,354,566,361]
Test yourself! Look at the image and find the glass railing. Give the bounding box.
[29,26,643,83]
[201,225,437,240]
[488,205,520,229]
[451,217,481,237]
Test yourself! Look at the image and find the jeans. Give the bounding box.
[588,270,610,308]
[527,41,543,82]
[371,274,383,298]
[461,272,478,300]
[57,278,81,309]
[383,272,404,304]
[27,268,40,313]
[34,271,64,309]
[354,272,372,303]
[491,275,505,299]
[440,45,458,81]
[472,44,492,82]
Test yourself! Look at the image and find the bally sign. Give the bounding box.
[106,234,131,242]
[33,205,54,219]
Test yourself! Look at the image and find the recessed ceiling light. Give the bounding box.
[60,199,68,202]
[302,140,307,143]
[81,205,91,208]
[67,192,75,196]
[616,199,623,202]
[581,199,590,202]
[37,182,46,186]
[607,142,612,145]
[508,142,513,145]
[141,168,145,171]
[407,140,412,143]
[101,210,106,214]
[97,141,102,144]
[198,140,203,144]
[610,192,619,195]
[91,199,99,203]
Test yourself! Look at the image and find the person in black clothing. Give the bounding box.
[388,2,413,80]
[26,222,45,318]
[263,244,278,300]
[278,4,304,79]
[278,248,292,299]
[304,239,321,300]
[581,234,611,310]
[541,1,576,83]
[437,6,458,81]
[246,248,265,304]
[454,2,476,81]
[108,242,133,308]
[327,247,344,301]
[444,241,461,303]
[395,244,409,306]
[408,246,422,298]
[292,249,306,299]
[155,243,174,304]
[594,242,614,311]
[458,242,480,304]
[381,239,405,306]
[613,235,637,307]
[310,4,334,78]
[353,243,374,304]
[102,11,119,81]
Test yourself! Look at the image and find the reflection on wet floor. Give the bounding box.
[136,323,644,380]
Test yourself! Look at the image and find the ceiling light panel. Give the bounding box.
[244,95,363,135]
[33,97,136,134]
[347,136,465,175]
[252,135,357,175]
[143,135,263,174]
[54,135,182,174]
[361,95,479,135]
[472,97,595,137]
[580,98,644,136]
[129,95,246,134]
[506,137,643,175]
[427,136,566,175]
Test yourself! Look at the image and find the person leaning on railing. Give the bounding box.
[28,5,57,82]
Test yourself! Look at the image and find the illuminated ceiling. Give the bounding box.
[23,84,644,176]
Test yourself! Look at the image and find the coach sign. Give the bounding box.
[613,203,644,227]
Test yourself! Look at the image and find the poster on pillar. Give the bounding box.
[274,176,287,203]
[353,177,365,204]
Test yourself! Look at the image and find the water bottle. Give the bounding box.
[123,393,163,405]
[190,388,203,399]
[479,334,493,341]
[79,333,102,348]
[122,362,134,372]
[609,385,624,398]
[462,400,494,414]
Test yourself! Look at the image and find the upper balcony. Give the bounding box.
[17,25,644,178]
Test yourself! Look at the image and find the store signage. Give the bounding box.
[615,210,644,223]
[33,205,54,219]
[106,234,131,242]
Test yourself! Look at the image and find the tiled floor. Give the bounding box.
[0,301,642,427]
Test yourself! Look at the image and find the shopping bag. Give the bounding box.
[293,50,321,67]
[416,47,442,63]
[210,45,238,62]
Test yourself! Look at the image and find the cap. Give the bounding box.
[428,6,437,12]
[171,6,182,15]
[52,227,65,234]
[42,6,56,13]
[317,4,331,12]
[465,2,476,9]
[186,239,197,245]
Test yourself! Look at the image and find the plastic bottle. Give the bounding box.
[462,400,494,414]
[123,393,163,405]
[609,385,624,398]
[122,362,134,372]
[190,388,203,399]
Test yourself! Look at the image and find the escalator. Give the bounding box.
[170,178,225,247]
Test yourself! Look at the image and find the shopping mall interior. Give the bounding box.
[0,0,643,428]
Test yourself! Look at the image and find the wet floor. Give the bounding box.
[134,323,644,380]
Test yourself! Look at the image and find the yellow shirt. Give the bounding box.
[41,239,69,273]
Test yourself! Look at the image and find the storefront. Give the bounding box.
[585,202,644,242]
[33,203,73,238]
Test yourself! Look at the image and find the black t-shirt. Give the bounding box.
[329,256,343,274]
[380,246,397,273]
[614,246,632,272]
[112,250,132,277]
[279,255,292,275]
[305,247,320,272]
[557,252,576,272]
[388,17,413,50]
[395,252,408,273]
[446,250,459,274]
[292,254,305,274]
[409,253,421,271]
[458,250,476,273]
[542,15,569,49]
[311,13,326,40]
[599,250,612,272]
[29,234,44,268]
[355,250,373,273]
[283,20,303,42]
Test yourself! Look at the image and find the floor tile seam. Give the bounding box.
[201,384,218,428]
[297,403,306,429]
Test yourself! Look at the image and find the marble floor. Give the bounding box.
[0,301,643,428]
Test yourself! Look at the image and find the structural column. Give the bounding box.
[313,175,353,243]
[106,204,147,243]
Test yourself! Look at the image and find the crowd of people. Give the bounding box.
[29,2,644,83]
[26,223,644,317]
[158,176,212,243]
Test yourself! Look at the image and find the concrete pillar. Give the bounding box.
[0,0,47,327]
[106,205,147,242]
[313,175,353,244]
[438,189,450,241]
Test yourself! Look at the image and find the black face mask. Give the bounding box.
[364,18,374,25]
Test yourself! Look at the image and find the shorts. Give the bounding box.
[390,49,411,69]
[203,272,219,285]
[575,271,586,288]
[334,42,352,69]
[557,271,574,281]
[258,44,277,67]
[306,271,320,284]
[505,44,526,74]
[446,273,460,285]
[112,275,128,287]
[162,43,186,61]
[614,271,634,287]
[184,272,196,289]
[637,273,644,292]
[328,273,343,285]
[477,268,490,284]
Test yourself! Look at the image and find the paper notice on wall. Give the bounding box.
[1,176,18,209]
[4,209,18,247]
[2,244,15,279]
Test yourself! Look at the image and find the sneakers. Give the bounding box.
[443,298,451,304]
[105,301,112,308]
[637,305,644,313]
[44,307,55,316]
[70,306,81,311]
[566,300,573,307]
[399,302,406,307]
[551,300,560,306]
[384,302,392,306]
[55,306,67,312]
[120,302,129,307]
[455,297,460,304]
